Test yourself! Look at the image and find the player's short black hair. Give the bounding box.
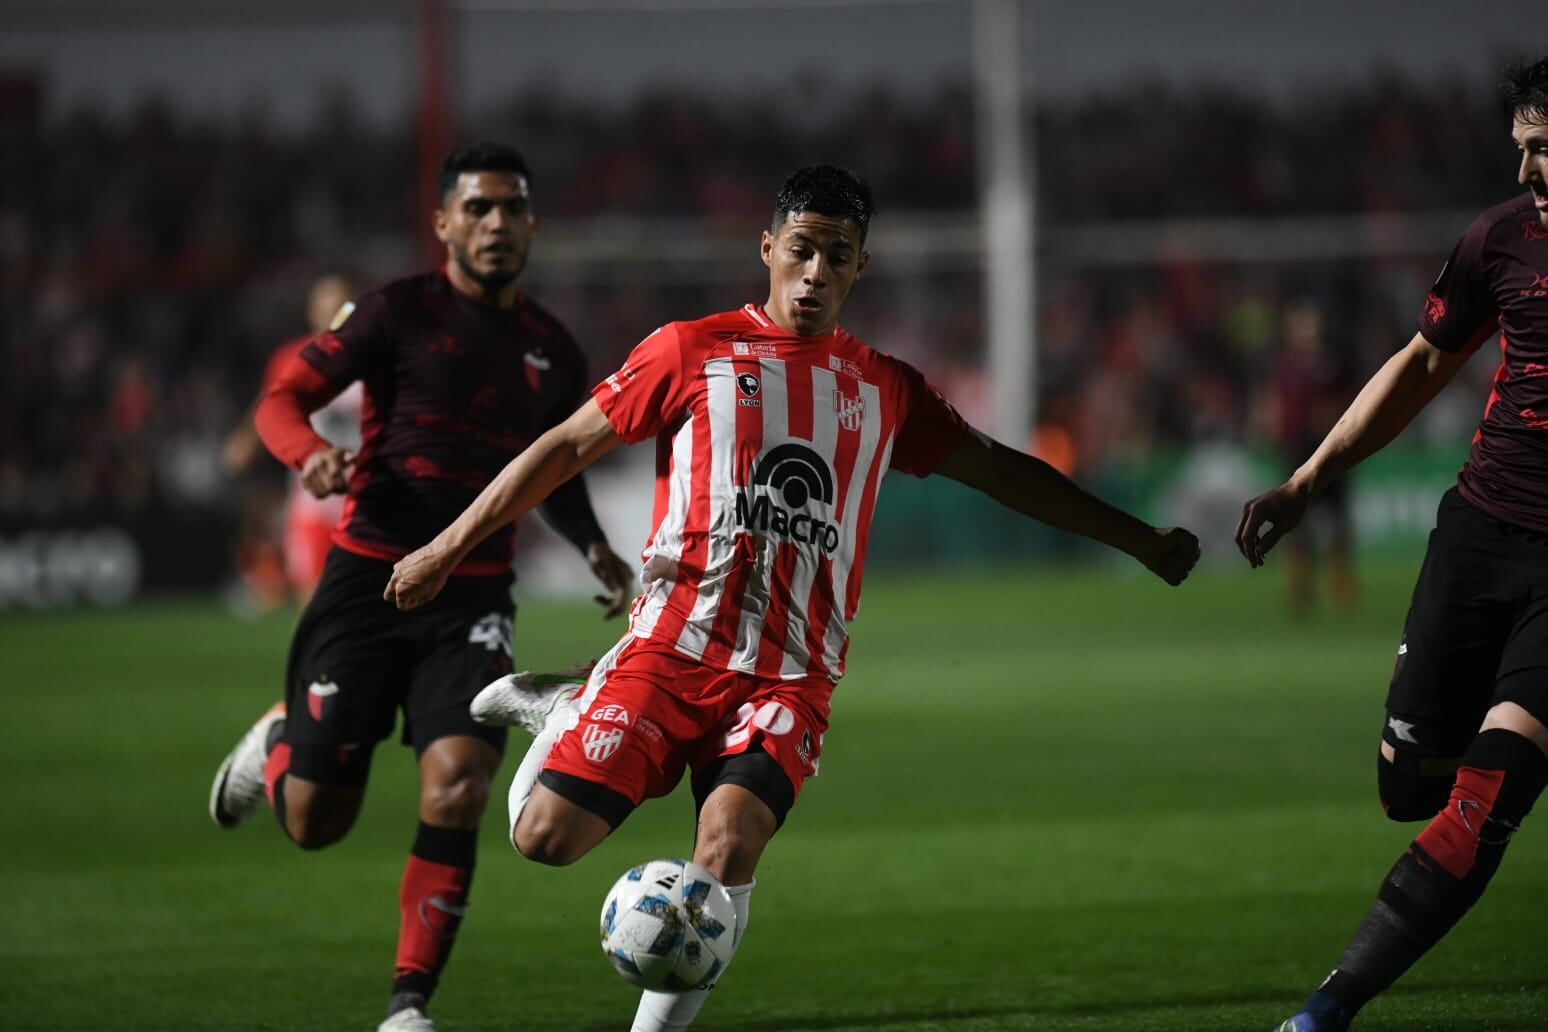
[438,141,533,203]
[772,165,874,244]
[1501,57,1548,125]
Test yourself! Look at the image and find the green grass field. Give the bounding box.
[2,561,1545,1031]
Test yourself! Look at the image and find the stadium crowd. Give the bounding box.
[0,73,1511,519]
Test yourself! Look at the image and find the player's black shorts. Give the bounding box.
[283,547,513,769]
[1384,487,1548,756]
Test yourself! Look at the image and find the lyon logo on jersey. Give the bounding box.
[734,443,840,554]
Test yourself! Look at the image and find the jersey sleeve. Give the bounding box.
[591,323,696,444]
[1419,215,1500,354]
[299,291,389,386]
[889,361,971,477]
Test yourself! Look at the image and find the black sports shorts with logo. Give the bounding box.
[1384,487,1548,757]
[282,548,512,783]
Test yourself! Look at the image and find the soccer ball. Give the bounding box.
[599,859,737,991]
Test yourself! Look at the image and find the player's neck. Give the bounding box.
[445,262,522,309]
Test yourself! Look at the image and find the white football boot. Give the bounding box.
[208,702,286,828]
[377,1005,436,1031]
[470,661,593,734]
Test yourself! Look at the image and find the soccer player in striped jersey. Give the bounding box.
[1239,58,1548,1032]
[385,164,1201,1030]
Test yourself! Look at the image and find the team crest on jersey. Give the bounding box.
[833,390,865,431]
[524,349,551,391]
[583,722,624,763]
[308,678,340,722]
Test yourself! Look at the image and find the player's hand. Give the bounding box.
[384,543,456,611]
[1140,526,1201,586]
[300,445,355,498]
[1235,480,1311,568]
[586,541,636,620]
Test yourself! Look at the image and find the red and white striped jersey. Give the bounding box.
[592,303,969,681]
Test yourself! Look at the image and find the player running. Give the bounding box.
[207,142,636,1032]
[1237,58,1548,1032]
[385,164,1201,1031]
[221,272,362,607]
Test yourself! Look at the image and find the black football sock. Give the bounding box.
[1320,729,1547,1015]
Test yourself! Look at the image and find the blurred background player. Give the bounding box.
[1238,57,1548,1032]
[384,165,1201,1032]
[220,271,360,609]
[1258,297,1358,617]
[206,142,636,1032]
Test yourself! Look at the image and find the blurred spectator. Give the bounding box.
[220,273,359,612]
[0,71,1514,527]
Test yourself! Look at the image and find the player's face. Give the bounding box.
[1515,114,1548,226]
[435,171,538,289]
[760,212,869,336]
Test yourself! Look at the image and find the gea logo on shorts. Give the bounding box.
[734,444,840,554]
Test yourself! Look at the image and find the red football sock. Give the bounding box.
[392,824,478,1002]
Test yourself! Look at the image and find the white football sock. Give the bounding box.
[630,880,754,1032]
[505,697,579,842]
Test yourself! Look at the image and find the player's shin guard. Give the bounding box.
[391,823,478,1008]
[1320,729,1548,1015]
[630,881,754,1032]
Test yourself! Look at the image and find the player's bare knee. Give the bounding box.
[286,806,356,850]
[511,812,583,867]
[421,772,491,829]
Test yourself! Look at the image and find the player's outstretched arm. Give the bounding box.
[385,399,623,610]
[1236,331,1470,567]
[933,428,1201,586]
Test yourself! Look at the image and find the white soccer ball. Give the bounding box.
[599,859,737,991]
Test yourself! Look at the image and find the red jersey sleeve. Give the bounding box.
[1419,216,1501,354]
[254,349,340,470]
[591,323,697,444]
[889,361,971,477]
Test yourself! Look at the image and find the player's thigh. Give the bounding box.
[689,676,834,831]
[537,641,711,830]
[403,580,515,759]
[1384,491,1519,758]
[1493,542,1548,742]
[283,549,413,783]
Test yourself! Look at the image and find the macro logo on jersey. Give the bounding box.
[734,443,840,554]
[583,722,624,763]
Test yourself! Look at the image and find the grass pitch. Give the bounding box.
[2,560,1545,1031]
